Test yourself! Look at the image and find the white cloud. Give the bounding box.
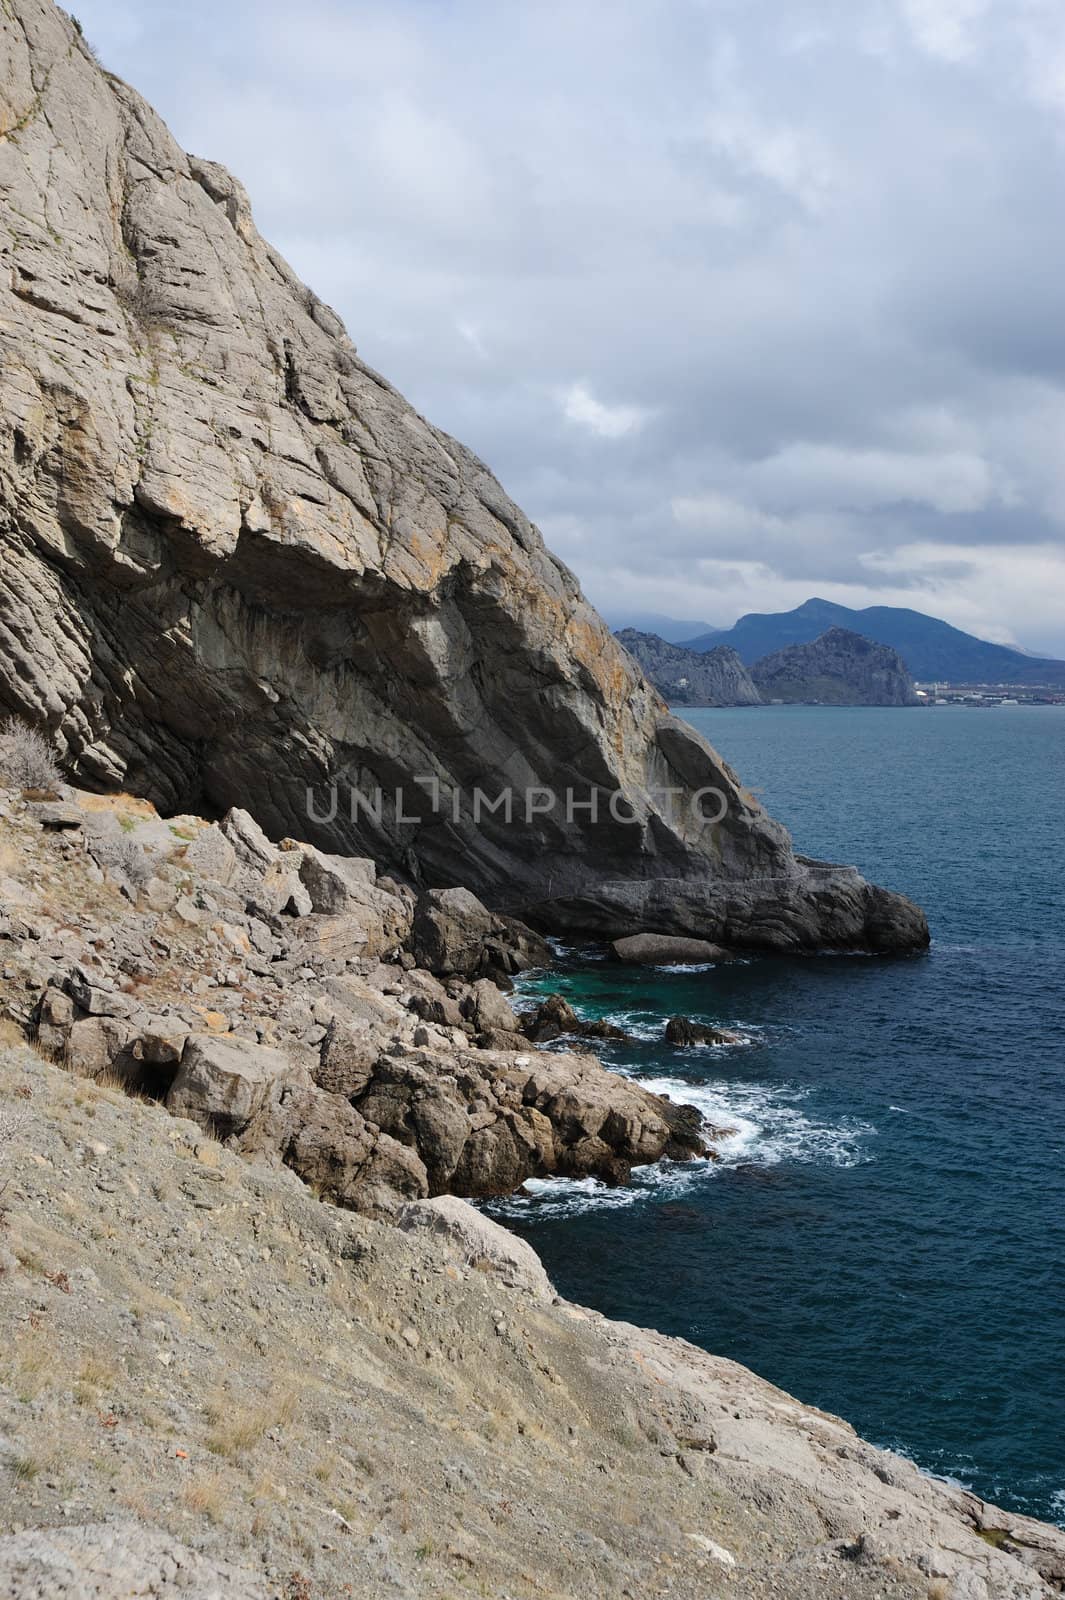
[72,0,1065,656]
[898,0,992,62]
[671,493,784,538]
[702,41,842,215]
[757,442,998,514]
[560,384,652,440]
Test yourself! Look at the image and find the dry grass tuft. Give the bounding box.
[73,1350,121,1404]
[0,1017,28,1049]
[182,1471,230,1524]
[205,1383,301,1460]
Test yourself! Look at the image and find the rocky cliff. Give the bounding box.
[751,629,920,706]
[615,630,762,706]
[0,0,926,952]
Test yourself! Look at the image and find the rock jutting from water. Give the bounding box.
[0,0,927,955]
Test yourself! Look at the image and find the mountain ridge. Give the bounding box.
[679,599,1065,684]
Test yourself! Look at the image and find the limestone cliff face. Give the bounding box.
[615,631,762,706]
[752,629,920,706]
[0,1,927,951]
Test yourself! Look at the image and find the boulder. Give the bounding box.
[246,1086,429,1217]
[64,1016,135,1079]
[35,986,74,1057]
[166,1033,290,1136]
[355,1056,474,1192]
[64,969,135,1019]
[665,1015,745,1047]
[522,992,627,1044]
[296,843,377,913]
[612,933,730,966]
[473,1028,530,1052]
[315,1012,382,1099]
[411,888,551,978]
[467,978,521,1036]
[29,800,83,831]
[219,808,280,875]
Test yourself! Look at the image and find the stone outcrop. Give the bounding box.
[0,0,926,954]
[751,628,920,706]
[0,781,706,1215]
[665,1015,746,1047]
[521,992,627,1043]
[616,630,762,706]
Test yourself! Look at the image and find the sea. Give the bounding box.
[488,705,1065,1525]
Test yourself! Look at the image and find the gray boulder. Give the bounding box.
[612,933,730,966]
[167,1033,290,1136]
[411,888,550,977]
[665,1015,745,1047]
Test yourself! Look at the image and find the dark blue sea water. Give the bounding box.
[491,706,1065,1524]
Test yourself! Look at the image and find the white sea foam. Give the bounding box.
[486,1157,718,1221]
[486,1072,875,1221]
[651,961,719,973]
[636,1073,873,1170]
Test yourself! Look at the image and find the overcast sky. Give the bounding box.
[76,0,1065,653]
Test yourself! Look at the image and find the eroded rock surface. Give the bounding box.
[0,0,926,953]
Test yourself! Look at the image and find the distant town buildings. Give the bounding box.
[914,683,1065,706]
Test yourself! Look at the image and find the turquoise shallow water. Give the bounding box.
[489,706,1065,1524]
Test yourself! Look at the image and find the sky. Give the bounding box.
[74,0,1065,654]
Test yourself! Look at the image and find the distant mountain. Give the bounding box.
[751,628,919,706]
[681,599,1065,685]
[605,611,721,645]
[615,631,760,706]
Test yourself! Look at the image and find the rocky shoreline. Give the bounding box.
[0,782,713,1214]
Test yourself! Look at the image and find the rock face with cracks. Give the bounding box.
[0,0,927,954]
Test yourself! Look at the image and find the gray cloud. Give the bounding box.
[77,0,1065,652]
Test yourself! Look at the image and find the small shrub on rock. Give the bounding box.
[111,834,154,891]
[0,717,61,792]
